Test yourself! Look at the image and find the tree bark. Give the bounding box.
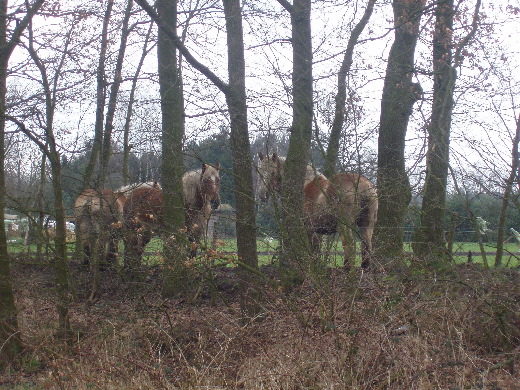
[277,0,314,275]
[0,0,46,367]
[156,0,190,296]
[223,0,261,318]
[374,0,424,265]
[413,0,455,260]
[324,0,376,178]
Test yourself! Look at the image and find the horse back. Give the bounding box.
[74,189,122,218]
[331,173,378,226]
[123,187,163,227]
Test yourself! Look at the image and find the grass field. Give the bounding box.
[7,236,520,267]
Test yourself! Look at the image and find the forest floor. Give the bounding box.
[2,258,519,389]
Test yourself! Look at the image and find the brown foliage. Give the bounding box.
[2,261,519,389]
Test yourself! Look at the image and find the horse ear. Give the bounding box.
[201,163,207,173]
[258,152,264,160]
[215,162,220,169]
[272,153,277,161]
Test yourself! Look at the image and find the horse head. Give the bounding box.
[257,152,283,202]
[201,162,221,210]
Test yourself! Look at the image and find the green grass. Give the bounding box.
[7,237,519,268]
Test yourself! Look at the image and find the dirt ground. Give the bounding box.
[2,258,519,389]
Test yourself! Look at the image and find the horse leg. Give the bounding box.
[82,240,91,265]
[106,234,118,267]
[358,211,375,270]
[339,221,356,270]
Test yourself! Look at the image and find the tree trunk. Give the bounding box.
[374,0,424,265]
[100,0,133,187]
[123,22,153,186]
[156,0,190,296]
[0,0,46,367]
[414,0,481,262]
[83,0,113,189]
[223,0,261,319]
[323,0,376,178]
[279,0,314,275]
[413,0,455,260]
[26,17,72,338]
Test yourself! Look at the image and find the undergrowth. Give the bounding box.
[2,260,519,389]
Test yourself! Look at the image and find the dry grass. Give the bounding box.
[2,261,519,389]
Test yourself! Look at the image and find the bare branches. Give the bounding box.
[135,0,230,95]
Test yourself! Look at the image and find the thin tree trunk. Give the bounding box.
[0,0,46,367]
[100,0,133,187]
[374,0,424,265]
[223,0,261,318]
[27,19,73,339]
[83,0,113,189]
[123,22,154,186]
[324,0,376,178]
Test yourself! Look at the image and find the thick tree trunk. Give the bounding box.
[0,61,21,368]
[223,0,261,318]
[279,0,314,274]
[374,0,424,265]
[324,0,376,178]
[413,0,455,260]
[156,0,190,296]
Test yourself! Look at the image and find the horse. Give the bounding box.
[257,153,378,269]
[183,162,221,251]
[122,163,221,266]
[74,188,126,267]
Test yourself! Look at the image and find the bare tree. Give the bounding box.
[0,0,46,366]
[83,0,113,189]
[323,0,376,179]
[275,0,314,276]
[414,0,481,261]
[135,0,260,314]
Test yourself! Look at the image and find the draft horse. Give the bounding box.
[123,163,221,267]
[257,153,378,269]
[74,188,126,267]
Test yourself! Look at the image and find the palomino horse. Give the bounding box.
[257,153,378,269]
[123,163,221,266]
[74,188,126,266]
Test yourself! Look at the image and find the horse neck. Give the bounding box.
[184,169,205,210]
[278,157,324,187]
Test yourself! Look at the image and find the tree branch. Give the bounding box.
[4,115,51,159]
[276,0,293,13]
[134,0,230,95]
[454,0,481,67]
[1,0,46,58]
